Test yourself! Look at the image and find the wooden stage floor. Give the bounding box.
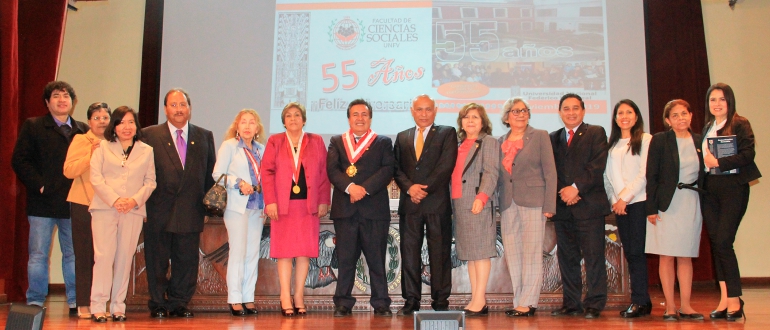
[2,285,768,329]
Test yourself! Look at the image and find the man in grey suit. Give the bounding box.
[549,93,610,319]
[141,89,216,318]
[394,95,458,315]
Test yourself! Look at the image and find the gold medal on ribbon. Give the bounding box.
[293,185,300,194]
[346,164,358,177]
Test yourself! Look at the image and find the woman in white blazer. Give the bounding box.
[212,109,266,316]
[89,106,156,322]
[602,99,652,318]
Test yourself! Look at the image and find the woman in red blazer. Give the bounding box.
[262,102,331,316]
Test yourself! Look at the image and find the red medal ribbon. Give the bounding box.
[242,144,261,188]
[286,131,305,184]
[343,129,377,165]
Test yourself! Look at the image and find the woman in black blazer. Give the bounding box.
[646,99,705,321]
[701,83,761,321]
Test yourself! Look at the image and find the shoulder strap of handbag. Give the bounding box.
[215,173,228,187]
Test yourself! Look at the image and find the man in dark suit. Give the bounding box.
[327,99,395,317]
[394,94,458,315]
[12,81,88,313]
[141,88,216,318]
[549,93,610,319]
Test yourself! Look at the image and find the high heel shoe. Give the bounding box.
[229,304,246,317]
[242,303,259,315]
[725,298,745,322]
[294,305,307,316]
[710,308,727,319]
[464,305,488,317]
[280,298,295,317]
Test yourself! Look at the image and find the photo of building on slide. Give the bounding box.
[432,0,609,108]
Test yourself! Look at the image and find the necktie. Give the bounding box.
[176,129,187,166]
[60,124,71,137]
[567,129,574,147]
[416,127,425,160]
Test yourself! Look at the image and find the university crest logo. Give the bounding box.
[329,17,364,50]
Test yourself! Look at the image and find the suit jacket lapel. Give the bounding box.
[521,125,534,154]
[667,130,680,171]
[406,127,417,163]
[461,132,484,174]
[107,141,124,163]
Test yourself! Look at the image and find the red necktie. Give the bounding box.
[567,129,574,147]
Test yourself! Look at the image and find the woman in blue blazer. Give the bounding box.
[212,109,267,316]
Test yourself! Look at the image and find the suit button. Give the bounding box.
[415,167,419,171]
[462,180,466,183]
[510,179,512,183]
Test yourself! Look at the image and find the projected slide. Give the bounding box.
[270,0,610,135]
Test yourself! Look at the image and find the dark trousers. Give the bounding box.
[703,174,749,297]
[615,202,650,305]
[333,212,392,309]
[399,213,452,309]
[554,215,607,311]
[71,203,94,306]
[143,224,200,310]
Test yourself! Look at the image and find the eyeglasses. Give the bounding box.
[91,116,110,121]
[509,108,530,115]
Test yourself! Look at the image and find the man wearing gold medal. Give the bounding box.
[327,99,395,317]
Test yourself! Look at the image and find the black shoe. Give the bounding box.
[710,308,727,319]
[641,302,653,315]
[170,307,194,318]
[663,312,679,321]
[506,307,536,317]
[242,303,258,315]
[551,306,583,316]
[725,298,745,322]
[464,305,488,317]
[92,314,108,323]
[397,303,419,316]
[69,307,77,317]
[333,305,352,317]
[229,304,246,317]
[620,303,647,318]
[373,307,393,317]
[112,314,127,322]
[678,309,704,320]
[150,307,168,318]
[584,308,601,319]
[432,302,449,311]
[294,304,307,316]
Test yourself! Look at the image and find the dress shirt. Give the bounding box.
[564,122,583,189]
[414,123,433,148]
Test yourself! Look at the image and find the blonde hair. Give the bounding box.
[456,103,492,141]
[224,109,265,143]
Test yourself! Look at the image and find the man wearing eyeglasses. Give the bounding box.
[12,81,88,313]
[548,93,610,319]
[141,88,216,318]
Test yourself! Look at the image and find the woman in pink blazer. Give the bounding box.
[262,102,331,316]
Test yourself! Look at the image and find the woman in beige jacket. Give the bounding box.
[89,106,156,322]
[63,102,111,318]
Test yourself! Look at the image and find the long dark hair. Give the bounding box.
[608,99,645,155]
[704,82,736,136]
[104,106,142,142]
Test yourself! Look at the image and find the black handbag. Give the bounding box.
[203,174,228,217]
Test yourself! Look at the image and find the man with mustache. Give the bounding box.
[327,99,395,317]
[141,88,216,318]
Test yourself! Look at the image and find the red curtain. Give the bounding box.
[0,0,69,302]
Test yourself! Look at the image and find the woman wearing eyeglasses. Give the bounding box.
[63,102,111,318]
[497,97,557,317]
[89,106,156,322]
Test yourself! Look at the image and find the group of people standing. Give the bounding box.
[11,80,758,323]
